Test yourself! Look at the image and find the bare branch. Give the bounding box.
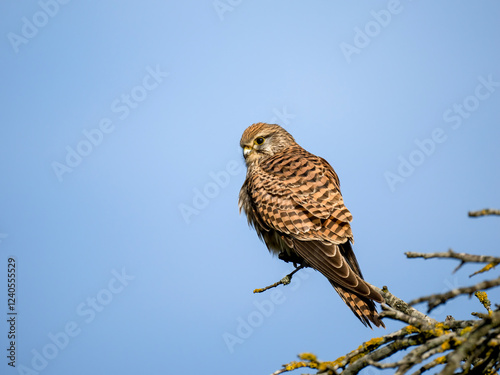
[253,265,305,294]
[405,249,500,277]
[379,305,433,330]
[375,285,437,325]
[405,249,500,265]
[409,355,447,375]
[468,208,500,217]
[271,245,500,375]
[394,333,455,375]
[408,276,500,312]
[441,311,500,375]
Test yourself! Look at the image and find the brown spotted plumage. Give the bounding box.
[238,123,384,328]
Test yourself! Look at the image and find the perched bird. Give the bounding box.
[238,123,385,328]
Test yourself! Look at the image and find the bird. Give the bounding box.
[238,122,385,328]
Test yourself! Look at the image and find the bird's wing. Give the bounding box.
[249,147,351,239]
[248,146,382,302]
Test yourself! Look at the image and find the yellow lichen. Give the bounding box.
[284,361,307,371]
[349,353,364,364]
[298,352,317,361]
[422,328,441,338]
[433,322,451,336]
[483,262,498,271]
[440,340,451,351]
[459,326,473,336]
[405,325,420,334]
[347,338,385,364]
[475,291,488,303]
[331,355,346,367]
[488,339,500,347]
[419,322,451,338]
[451,337,465,346]
[471,262,498,277]
[474,291,492,313]
[435,356,447,364]
[284,355,321,372]
[364,337,385,349]
[318,361,338,372]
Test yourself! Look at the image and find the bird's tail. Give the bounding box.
[331,282,385,328]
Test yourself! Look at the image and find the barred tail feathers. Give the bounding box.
[331,282,385,329]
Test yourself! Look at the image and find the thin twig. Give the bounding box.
[469,262,499,277]
[468,208,500,217]
[405,249,500,276]
[405,249,500,265]
[253,265,305,293]
[408,276,500,312]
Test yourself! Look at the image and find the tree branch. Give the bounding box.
[253,265,305,294]
[468,208,500,217]
[405,249,500,268]
[271,251,500,375]
[408,276,500,312]
[441,310,500,375]
[375,285,437,325]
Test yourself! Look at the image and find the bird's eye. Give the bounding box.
[255,137,265,145]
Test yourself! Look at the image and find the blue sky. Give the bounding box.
[1,1,500,374]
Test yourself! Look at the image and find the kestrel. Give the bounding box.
[238,123,384,328]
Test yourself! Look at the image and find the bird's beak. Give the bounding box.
[243,145,252,158]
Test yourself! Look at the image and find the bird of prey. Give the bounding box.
[238,123,384,328]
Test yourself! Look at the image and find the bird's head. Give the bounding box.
[240,123,296,166]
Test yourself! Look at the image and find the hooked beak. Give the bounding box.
[243,145,252,158]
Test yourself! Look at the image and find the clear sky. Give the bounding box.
[1,1,500,374]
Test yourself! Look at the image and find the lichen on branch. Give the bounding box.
[270,209,500,375]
